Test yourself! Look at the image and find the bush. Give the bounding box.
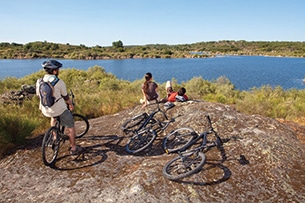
[0,112,38,158]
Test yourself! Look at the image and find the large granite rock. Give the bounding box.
[0,100,304,202]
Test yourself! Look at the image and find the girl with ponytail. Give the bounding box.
[140,72,159,108]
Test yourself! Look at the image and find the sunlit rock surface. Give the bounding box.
[1,100,304,202]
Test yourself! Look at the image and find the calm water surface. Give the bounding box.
[1,56,305,91]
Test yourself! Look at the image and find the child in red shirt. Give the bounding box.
[167,87,188,102]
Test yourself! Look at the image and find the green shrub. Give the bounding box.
[0,112,38,157]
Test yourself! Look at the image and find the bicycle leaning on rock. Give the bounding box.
[41,90,89,167]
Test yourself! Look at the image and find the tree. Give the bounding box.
[112,40,124,49]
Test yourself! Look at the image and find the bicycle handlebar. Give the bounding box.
[200,114,214,133]
[205,114,211,125]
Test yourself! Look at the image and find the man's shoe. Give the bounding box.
[70,145,84,155]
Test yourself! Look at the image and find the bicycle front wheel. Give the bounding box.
[73,113,89,138]
[121,113,148,135]
[163,151,206,180]
[163,127,196,154]
[42,126,60,166]
[126,128,157,154]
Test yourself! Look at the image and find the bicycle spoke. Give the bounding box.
[168,159,190,175]
[183,154,203,169]
[163,151,206,180]
[129,133,151,150]
[121,113,147,135]
[126,129,157,154]
[163,128,195,153]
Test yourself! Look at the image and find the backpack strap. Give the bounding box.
[43,76,61,103]
[50,77,61,103]
[50,76,60,86]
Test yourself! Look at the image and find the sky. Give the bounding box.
[1,0,304,47]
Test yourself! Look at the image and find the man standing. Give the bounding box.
[36,59,83,155]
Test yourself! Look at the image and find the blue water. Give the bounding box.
[1,56,305,91]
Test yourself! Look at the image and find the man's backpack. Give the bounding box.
[38,77,59,108]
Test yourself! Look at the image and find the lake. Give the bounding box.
[1,56,305,91]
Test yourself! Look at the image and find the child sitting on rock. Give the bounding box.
[165,81,188,102]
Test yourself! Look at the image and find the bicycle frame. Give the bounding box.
[179,131,216,155]
[46,89,78,148]
[54,116,69,142]
[134,100,170,133]
[179,115,222,154]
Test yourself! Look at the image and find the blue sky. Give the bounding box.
[1,0,304,46]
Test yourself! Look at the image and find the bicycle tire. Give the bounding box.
[72,113,90,138]
[163,127,196,154]
[126,128,157,154]
[42,126,60,166]
[121,113,148,135]
[163,151,206,180]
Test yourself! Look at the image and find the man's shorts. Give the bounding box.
[59,109,74,128]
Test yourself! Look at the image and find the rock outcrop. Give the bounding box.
[0,100,304,202]
[0,85,36,104]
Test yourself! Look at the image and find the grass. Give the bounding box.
[0,108,40,156]
[1,65,305,158]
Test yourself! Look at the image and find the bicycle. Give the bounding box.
[121,100,176,154]
[162,114,223,180]
[41,90,90,166]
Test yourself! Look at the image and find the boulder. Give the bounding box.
[0,100,304,202]
[0,84,36,104]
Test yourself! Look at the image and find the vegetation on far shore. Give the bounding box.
[1,40,305,59]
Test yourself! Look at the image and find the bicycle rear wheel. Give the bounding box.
[121,113,148,135]
[126,128,157,154]
[163,127,196,154]
[163,151,206,180]
[42,126,60,166]
[72,113,89,138]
